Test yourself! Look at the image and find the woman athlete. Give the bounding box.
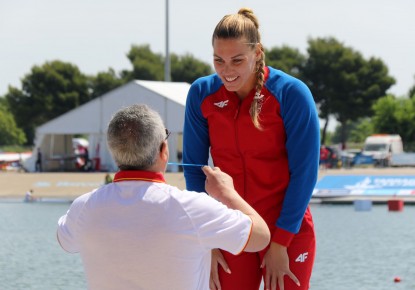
[183,8,320,290]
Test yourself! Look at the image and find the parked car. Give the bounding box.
[361,134,403,167]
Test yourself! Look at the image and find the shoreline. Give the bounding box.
[0,171,186,199]
[1,167,414,201]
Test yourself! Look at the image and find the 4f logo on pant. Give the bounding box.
[295,252,308,263]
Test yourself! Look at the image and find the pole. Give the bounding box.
[164,0,171,82]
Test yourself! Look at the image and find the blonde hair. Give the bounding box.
[212,8,265,129]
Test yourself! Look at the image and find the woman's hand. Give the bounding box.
[210,248,231,290]
[261,242,300,290]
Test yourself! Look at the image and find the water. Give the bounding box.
[0,202,86,290]
[1,202,414,290]
[309,204,415,290]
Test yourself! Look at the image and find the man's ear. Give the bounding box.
[159,141,169,162]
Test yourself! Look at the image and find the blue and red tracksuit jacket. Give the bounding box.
[183,66,320,247]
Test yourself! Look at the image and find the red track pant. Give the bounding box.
[217,213,316,290]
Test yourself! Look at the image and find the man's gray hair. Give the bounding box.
[107,104,165,170]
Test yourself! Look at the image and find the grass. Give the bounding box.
[0,145,32,153]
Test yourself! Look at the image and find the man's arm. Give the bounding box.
[202,166,270,252]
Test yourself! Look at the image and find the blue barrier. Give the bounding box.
[313,175,415,197]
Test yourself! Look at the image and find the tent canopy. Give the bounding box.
[25,80,191,172]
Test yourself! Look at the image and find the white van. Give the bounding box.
[362,134,403,166]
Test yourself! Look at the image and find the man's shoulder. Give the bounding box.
[71,188,98,207]
[168,187,234,218]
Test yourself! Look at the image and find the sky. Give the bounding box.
[1,0,414,101]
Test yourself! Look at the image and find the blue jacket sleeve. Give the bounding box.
[274,77,320,234]
[182,80,211,193]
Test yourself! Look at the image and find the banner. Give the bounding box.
[313,175,415,197]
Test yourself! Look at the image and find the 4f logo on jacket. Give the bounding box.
[214,100,229,108]
[295,252,308,263]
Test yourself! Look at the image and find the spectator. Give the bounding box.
[320,145,329,169]
[35,148,42,172]
[104,173,113,184]
[24,189,35,202]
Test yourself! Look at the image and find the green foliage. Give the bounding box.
[321,130,333,145]
[331,122,353,144]
[0,145,31,153]
[348,118,374,143]
[5,60,90,144]
[2,41,414,148]
[332,118,376,144]
[89,68,125,99]
[303,37,395,146]
[265,45,306,78]
[170,53,213,83]
[330,118,373,145]
[122,44,164,81]
[371,95,415,143]
[371,95,399,132]
[409,76,415,98]
[0,103,26,145]
[122,45,213,84]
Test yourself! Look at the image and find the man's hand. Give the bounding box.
[202,166,235,201]
[202,166,271,253]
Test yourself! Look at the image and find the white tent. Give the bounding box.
[24,80,190,172]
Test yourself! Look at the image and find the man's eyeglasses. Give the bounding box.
[160,129,171,152]
[165,129,171,140]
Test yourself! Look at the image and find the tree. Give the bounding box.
[0,102,26,145]
[170,53,213,83]
[409,75,415,98]
[123,44,213,84]
[371,95,415,144]
[122,44,164,81]
[303,37,395,147]
[89,68,125,99]
[5,60,90,144]
[346,118,374,143]
[265,45,306,79]
[0,97,7,107]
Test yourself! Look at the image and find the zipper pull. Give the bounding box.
[234,107,239,119]
[234,100,242,119]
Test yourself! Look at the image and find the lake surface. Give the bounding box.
[1,202,414,290]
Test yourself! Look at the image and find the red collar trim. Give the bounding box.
[113,170,166,183]
[264,66,269,81]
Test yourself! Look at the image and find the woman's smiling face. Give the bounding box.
[213,38,260,99]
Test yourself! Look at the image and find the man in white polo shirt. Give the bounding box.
[57,104,270,290]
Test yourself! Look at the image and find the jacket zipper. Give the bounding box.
[234,100,247,199]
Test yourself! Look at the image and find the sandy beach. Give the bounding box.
[0,171,187,199]
[1,167,414,200]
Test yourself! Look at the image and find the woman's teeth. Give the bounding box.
[225,76,237,82]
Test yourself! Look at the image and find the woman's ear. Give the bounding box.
[255,43,262,61]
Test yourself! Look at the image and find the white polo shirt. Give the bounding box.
[57,170,252,290]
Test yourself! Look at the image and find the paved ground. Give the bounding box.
[1,167,414,200]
